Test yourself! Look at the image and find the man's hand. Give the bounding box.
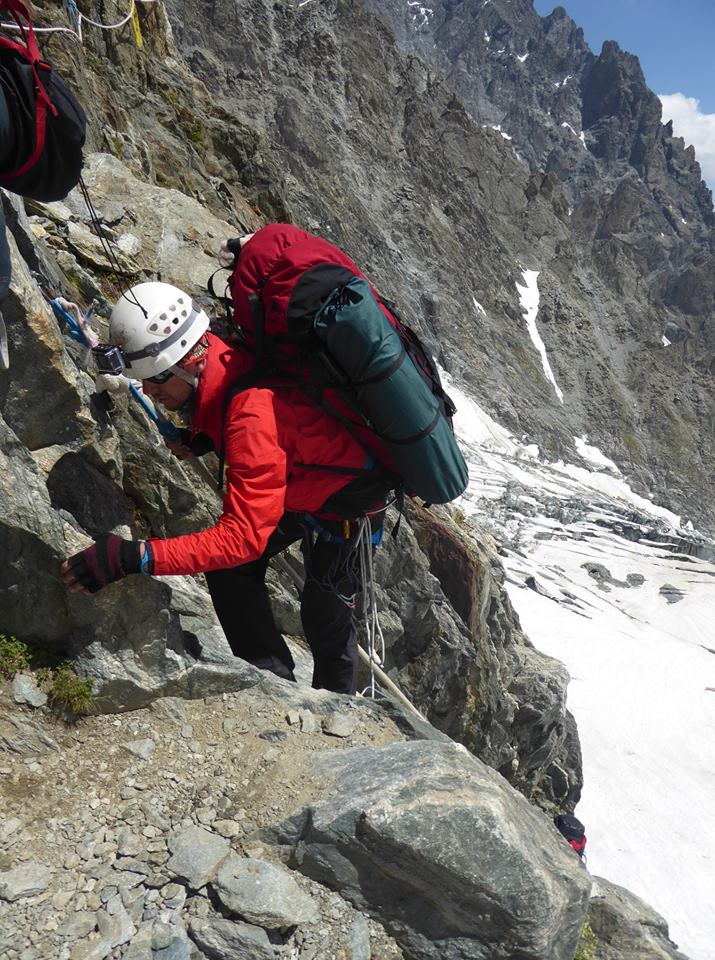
[164,435,193,460]
[61,535,145,595]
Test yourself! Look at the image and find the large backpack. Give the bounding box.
[213,224,469,506]
[0,0,85,202]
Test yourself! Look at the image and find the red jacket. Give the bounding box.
[148,334,374,576]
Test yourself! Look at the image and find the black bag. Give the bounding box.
[554,814,587,858]
[0,0,85,201]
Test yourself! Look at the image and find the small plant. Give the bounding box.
[0,635,31,679]
[574,920,598,960]
[48,663,94,716]
[35,667,52,686]
[452,508,466,527]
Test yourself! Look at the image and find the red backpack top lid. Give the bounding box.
[228,224,369,344]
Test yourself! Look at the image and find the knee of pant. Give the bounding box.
[301,595,353,640]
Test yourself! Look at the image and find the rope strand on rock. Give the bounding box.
[77,175,148,317]
[0,0,157,39]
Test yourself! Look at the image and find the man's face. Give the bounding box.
[141,373,194,410]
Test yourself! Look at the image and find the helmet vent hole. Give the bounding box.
[163,326,172,335]
[172,318,179,325]
[178,297,185,304]
[149,323,158,332]
[159,313,168,321]
[181,309,188,317]
[181,339,187,347]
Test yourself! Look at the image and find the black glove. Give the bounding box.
[63,534,144,594]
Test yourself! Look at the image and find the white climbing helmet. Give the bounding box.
[108,281,210,380]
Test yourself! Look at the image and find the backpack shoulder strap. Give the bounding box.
[215,366,295,488]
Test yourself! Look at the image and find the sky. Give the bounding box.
[442,263,715,958]
[533,0,715,188]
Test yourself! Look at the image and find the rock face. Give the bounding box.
[1,147,580,809]
[268,740,591,959]
[357,0,715,528]
[588,877,691,960]
[377,502,582,809]
[149,0,714,532]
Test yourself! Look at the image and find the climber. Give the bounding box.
[60,281,390,695]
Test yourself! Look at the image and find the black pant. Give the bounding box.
[205,513,365,694]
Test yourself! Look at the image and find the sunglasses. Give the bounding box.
[145,368,175,385]
[145,363,199,386]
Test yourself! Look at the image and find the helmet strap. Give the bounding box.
[170,365,199,388]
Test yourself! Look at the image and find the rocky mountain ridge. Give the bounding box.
[0,0,709,956]
[19,0,714,530]
[361,0,715,528]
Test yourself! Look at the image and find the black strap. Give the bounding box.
[350,348,406,387]
[207,268,233,323]
[382,408,441,446]
[294,462,366,476]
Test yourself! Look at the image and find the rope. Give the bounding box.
[272,547,425,719]
[77,175,148,317]
[357,517,386,700]
[0,0,157,39]
[80,0,145,31]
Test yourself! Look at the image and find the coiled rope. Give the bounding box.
[356,516,386,700]
[273,527,424,720]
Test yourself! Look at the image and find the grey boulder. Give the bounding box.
[212,856,319,929]
[11,673,48,708]
[269,740,591,960]
[189,916,275,960]
[588,877,692,959]
[0,863,52,901]
[166,826,230,889]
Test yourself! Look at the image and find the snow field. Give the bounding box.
[443,371,715,960]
